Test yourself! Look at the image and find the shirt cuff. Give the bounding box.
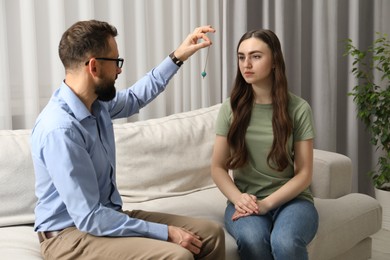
[159,56,181,78]
[147,222,169,241]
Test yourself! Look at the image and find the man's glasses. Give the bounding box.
[85,57,124,68]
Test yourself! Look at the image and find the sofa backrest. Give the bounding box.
[114,104,221,202]
[0,129,35,227]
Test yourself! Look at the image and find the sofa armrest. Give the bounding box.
[311,149,352,199]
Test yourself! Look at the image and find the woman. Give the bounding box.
[211,29,318,260]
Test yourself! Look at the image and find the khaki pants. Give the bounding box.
[40,210,225,260]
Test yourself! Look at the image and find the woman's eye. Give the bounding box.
[238,56,245,60]
[252,55,261,59]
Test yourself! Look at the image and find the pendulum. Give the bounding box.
[201,46,210,78]
[201,46,210,79]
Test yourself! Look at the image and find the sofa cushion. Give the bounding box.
[0,129,36,227]
[123,188,382,260]
[114,104,222,202]
[0,225,41,259]
[308,194,382,259]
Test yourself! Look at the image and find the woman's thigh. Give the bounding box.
[272,199,318,243]
[271,199,319,259]
[224,202,274,259]
[224,202,272,239]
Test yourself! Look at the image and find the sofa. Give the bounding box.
[0,103,382,260]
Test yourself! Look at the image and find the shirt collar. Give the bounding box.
[58,81,100,121]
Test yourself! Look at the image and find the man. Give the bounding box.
[31,20,224,260]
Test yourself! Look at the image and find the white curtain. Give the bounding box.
[0,0,246,128]
[1,0,390,195]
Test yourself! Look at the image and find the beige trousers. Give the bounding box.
[39,210,225,260]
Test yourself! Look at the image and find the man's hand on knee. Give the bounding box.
[167,226,203,255]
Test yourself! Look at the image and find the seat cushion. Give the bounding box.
[0,225,41,260]
[122,188,381,260]
[0,190,381,260]
[308,193,382,259]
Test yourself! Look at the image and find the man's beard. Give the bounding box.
[95,78,116,102]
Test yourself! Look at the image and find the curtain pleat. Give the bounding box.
[0,0,11,129]
[19,0,40,127]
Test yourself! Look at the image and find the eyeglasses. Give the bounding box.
[85,57,124,68]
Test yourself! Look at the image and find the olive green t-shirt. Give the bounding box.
[215,92,315,203]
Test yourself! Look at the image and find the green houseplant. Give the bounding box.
[345,33,390,230]
[345,33,390,192]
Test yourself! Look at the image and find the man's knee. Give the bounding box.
[199,221,226,259]
[211,222,225,238]
[171,249,194,260]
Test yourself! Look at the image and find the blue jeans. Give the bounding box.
[225,198,318,260]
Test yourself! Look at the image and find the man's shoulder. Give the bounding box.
[39,99,76,125]
[31,101,81,145]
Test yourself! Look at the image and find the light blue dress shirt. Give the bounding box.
[31,57,178,241]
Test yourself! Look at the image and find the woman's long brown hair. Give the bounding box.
[226,29,292,171]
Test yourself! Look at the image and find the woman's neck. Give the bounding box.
[252,83,272,104]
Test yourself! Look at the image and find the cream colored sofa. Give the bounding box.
[0,104,382,260]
